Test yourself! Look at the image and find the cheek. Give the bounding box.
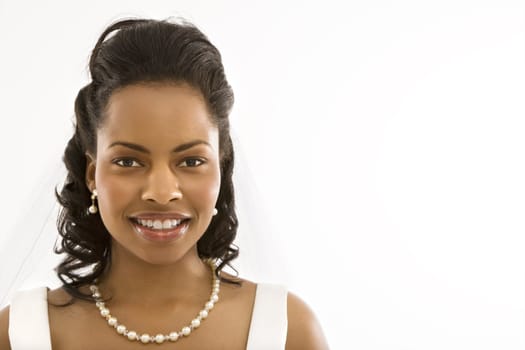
[185,169,221,207]
[95,167,137,218]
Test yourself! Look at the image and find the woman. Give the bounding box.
[0,18,328,349]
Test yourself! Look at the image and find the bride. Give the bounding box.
[0,18,328,349]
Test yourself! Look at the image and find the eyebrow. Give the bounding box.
[108,140,211,154]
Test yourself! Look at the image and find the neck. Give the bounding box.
[97,241,213,307]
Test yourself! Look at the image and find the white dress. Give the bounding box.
[8,283,288,350]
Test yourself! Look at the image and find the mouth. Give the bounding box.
[129,217,191,242]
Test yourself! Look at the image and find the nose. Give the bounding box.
[141,164,182,204]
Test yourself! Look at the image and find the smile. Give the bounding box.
[129,217,191,242]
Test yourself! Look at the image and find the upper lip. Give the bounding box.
[128,212,192,220]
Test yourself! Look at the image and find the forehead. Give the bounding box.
[106,82,210,117]
[98,83,218,149]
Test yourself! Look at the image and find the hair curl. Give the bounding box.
[55,18,239,301]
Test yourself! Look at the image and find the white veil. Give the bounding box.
[0,127,288,307]
[0,160,65,307]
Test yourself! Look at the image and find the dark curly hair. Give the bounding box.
[55,18,239,301]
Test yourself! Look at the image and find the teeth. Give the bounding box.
[153,220,163,229]
[136,218,184,230]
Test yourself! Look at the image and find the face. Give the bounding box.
[85,83,221,265]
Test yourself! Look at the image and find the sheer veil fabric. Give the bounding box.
[0,161,65,307]
[0,127,289,307]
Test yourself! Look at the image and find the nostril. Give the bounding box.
[141,185,183,203]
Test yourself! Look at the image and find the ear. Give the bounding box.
[85,152,97,192]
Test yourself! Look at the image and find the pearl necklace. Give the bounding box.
[89,259,220,344]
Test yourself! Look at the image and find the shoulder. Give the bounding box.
[286,291,329,350]
[47,286,73,305]
[219,274,257,312]
[218,272,257,298]
[0,305,12,350]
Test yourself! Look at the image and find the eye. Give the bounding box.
[113,158,142,168]
[179,158,205,167]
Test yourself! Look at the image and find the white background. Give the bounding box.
[1,1,524,349]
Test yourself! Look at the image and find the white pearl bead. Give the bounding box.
[213,286,219,293]
[182,326,191,336]
[205,301,214,310]
[116,325,126,334]
[211,294,219,302]
[199,310,208,319]
[100,308,110,317]
[93,292,101,298]
[89,285,98,292]
[108,317,117,326]
[169,332,179,341]
[191,319,201,328]
[127,331,137,340]
[140,334,151,343]
[95,301,105,308]
[154,334,165,343]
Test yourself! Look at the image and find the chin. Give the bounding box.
[135,249,190,266]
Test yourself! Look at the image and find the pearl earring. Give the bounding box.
[88,189,98,214]
[212,208,218,216]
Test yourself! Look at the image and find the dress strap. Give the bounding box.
[9,287,52,350]
[246,283,288,350]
